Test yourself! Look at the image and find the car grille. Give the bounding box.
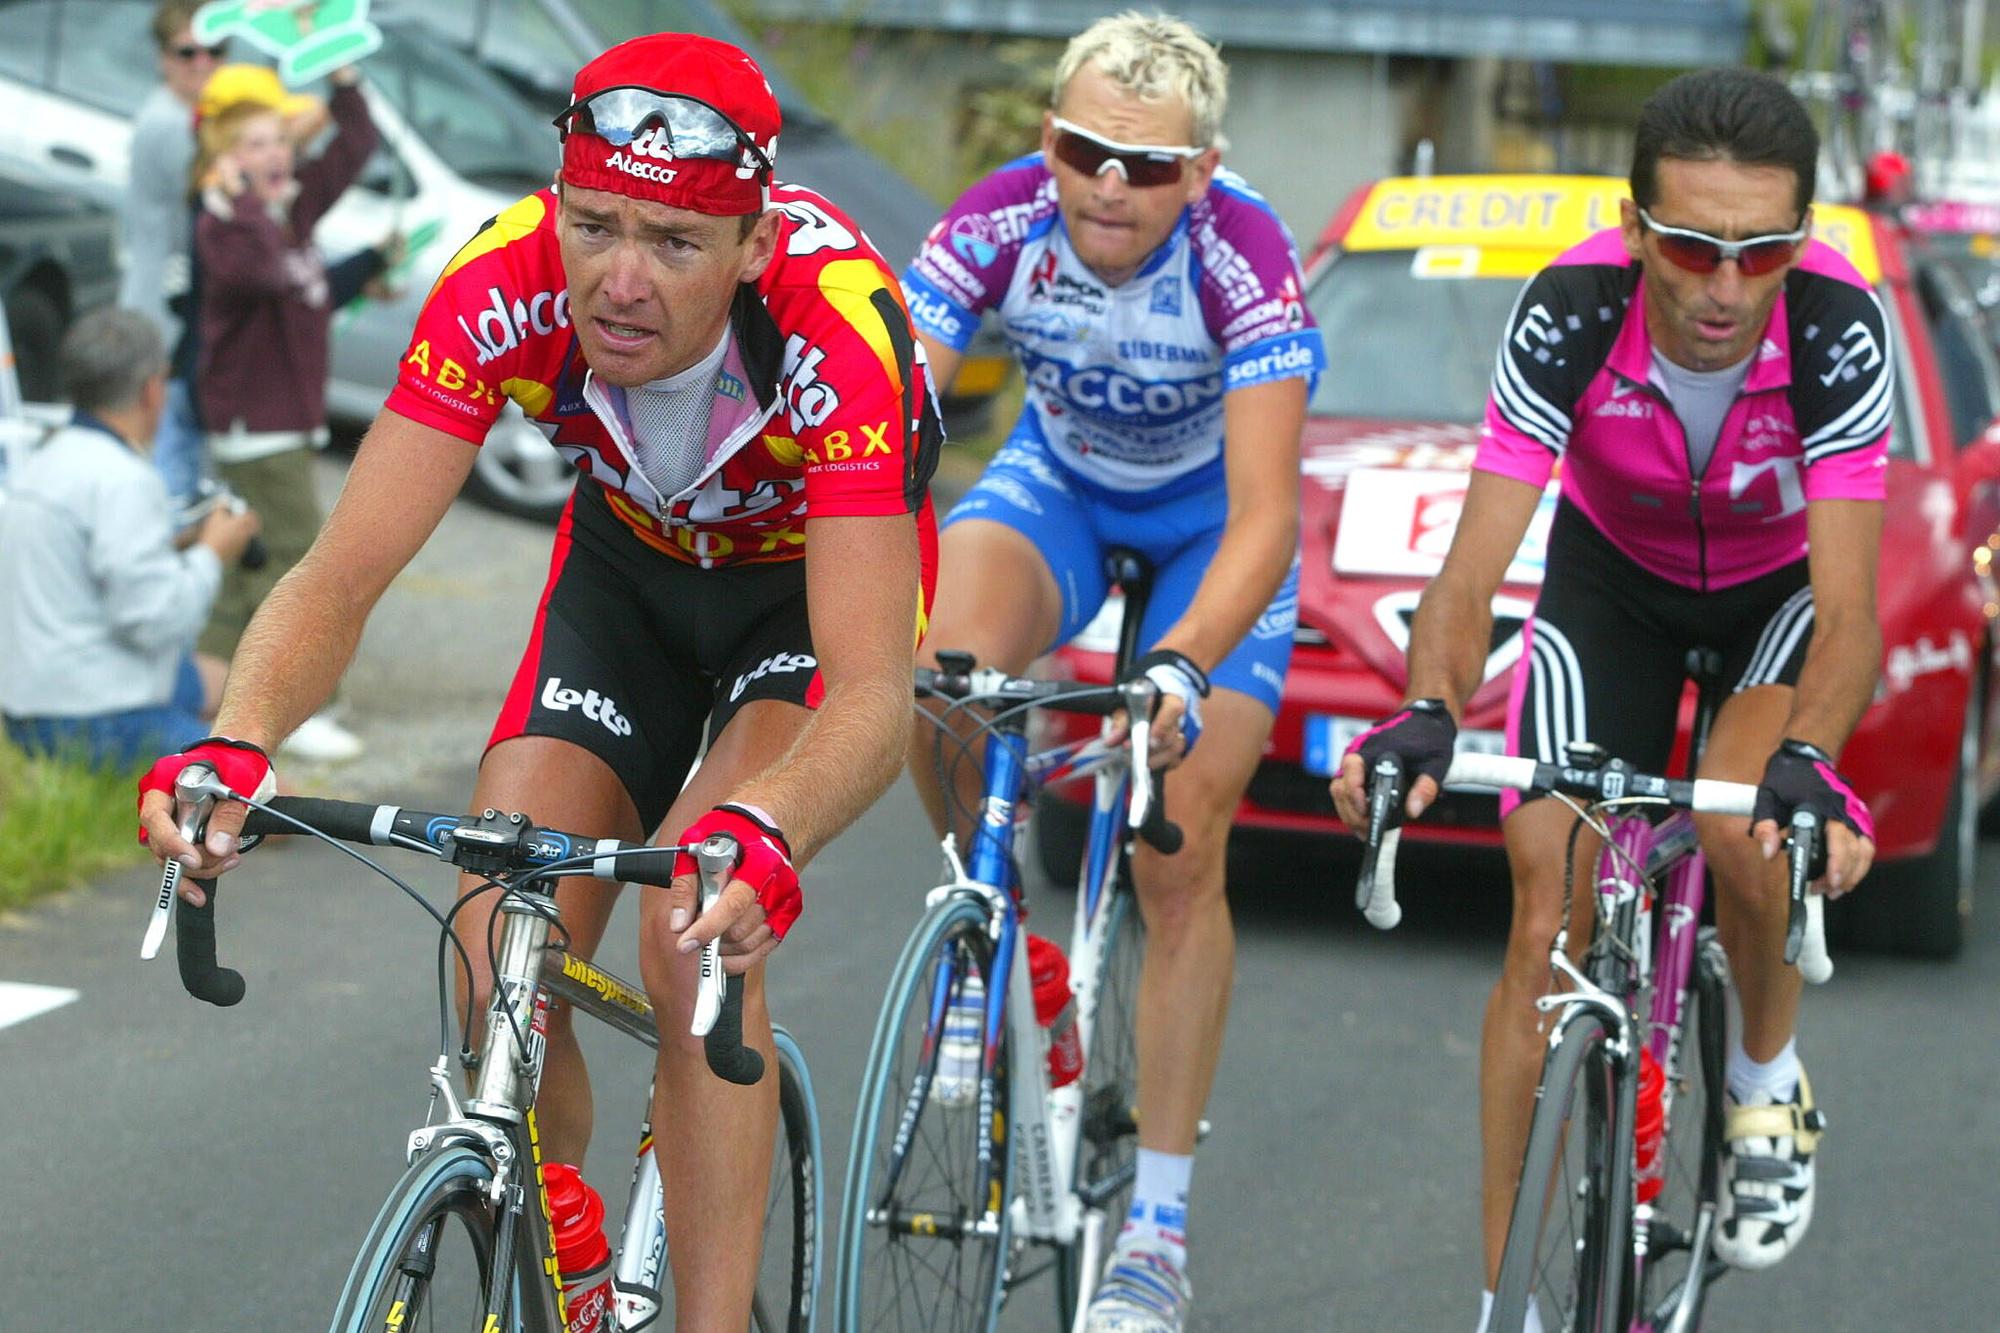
[1248,762,1500,828]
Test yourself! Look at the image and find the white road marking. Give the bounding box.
[0,981,79,1032]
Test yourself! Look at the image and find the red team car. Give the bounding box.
[1037,174,2000,957]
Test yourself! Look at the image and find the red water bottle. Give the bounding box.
[1633,1047,1666,1205]
[1028,934,1083,1088]
[543,1162,612,1333]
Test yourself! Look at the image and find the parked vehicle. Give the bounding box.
[0,0,1005,520]
[0,159,117,403]
[1038,174,2000,957]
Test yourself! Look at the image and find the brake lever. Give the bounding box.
[1354,755,1405,929]
[1118,676,1156,829]
[140,764,229,961]
[689,834,736,1038]
[1783,808,1833,983]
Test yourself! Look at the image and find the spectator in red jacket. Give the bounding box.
[191,62,377,762]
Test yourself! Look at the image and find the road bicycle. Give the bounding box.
[140,768,823,1332]
[835,548,1181,1332]
[1354,663,1833,1333]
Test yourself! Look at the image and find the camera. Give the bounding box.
[174,478,267,570]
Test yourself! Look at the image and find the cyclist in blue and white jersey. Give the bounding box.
[902,13,1323,1331]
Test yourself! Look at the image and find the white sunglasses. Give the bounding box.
[1049,115,1206,186]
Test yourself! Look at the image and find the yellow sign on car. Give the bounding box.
[1344,175,1880,285]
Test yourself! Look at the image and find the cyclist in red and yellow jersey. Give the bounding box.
[139,32,939,1323]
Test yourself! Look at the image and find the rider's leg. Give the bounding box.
[1694,684,1799,1061]
[1697,683,1827,1269]
[1479,795,1604,1286]
[639,697,808,1331]
[455,736,639,1167]
[1127,687,1269,1155]
[908,516,1067,844]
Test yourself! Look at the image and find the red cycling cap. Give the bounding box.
[557,32,781,216]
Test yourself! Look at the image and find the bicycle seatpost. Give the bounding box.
[691,835,766,1086]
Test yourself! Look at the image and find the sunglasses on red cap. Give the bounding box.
[1637,208,1809,277]
[1049,116,1206,188]
[553,86,771,174]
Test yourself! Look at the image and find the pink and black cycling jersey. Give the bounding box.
[1478,228,1892,591]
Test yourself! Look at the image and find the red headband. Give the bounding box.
[557,33,780,217]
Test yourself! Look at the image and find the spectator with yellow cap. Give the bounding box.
[188,54,378,762]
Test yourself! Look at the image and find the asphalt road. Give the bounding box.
[2,467,1995,1331]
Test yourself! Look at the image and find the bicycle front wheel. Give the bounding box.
[1637,934,1728,1328]
[836,893,1010,1332]
[327,1143,503,1333]
[755,1025,824,1333]
[1054,883,1144,1324]
[1493,1012,1631,1333]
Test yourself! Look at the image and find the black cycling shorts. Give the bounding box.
[487,480,821,832]
[1504,501,1814,802]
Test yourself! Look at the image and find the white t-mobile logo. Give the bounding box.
[1730,455,1807,519]
[541,677,633,736]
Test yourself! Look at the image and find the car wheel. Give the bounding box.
[459,409,573,522]
[1034,793,1089,889]
[1833,672,1978,958]
[6,286,65,402]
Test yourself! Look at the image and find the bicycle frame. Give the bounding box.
[896,710,1131,1266]
[1532,805,1718,1333]
[402,898,793,1333]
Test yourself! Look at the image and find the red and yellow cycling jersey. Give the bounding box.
[385,185,941,571]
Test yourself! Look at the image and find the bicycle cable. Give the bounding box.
[225,792,481,1058]
[918,680,1124,841]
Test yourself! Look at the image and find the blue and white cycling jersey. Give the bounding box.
[903,153,1325,495]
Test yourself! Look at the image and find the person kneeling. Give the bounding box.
[0,307,259,768]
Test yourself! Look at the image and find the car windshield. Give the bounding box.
[368,21,556,194]
[1305,250,1525,423]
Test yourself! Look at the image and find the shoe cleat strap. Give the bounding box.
[1724,1101,1825,1152]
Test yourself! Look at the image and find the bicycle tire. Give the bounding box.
[1637,934,1728,1329]
[1493,1011,1631,1333]
[836,893,1011,1332]
[326,1143,505,1333]
[1052,885,1145,1325]
[754,1025,824,1333]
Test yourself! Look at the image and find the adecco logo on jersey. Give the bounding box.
[458,285,573,366]
[1029,358,1225,418]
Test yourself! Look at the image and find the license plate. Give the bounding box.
[1303,714,1509,779]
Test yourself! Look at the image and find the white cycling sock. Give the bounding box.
[1476,1289,1544,1333]
[1727,1034,1800,1103]
[1120,1148,1192,1268]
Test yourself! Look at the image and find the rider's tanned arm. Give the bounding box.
[725,511,921,861]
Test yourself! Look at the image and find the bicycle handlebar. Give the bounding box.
[916,665,1183,855]
[1356,752,1831,983]
[142,787,766,1082]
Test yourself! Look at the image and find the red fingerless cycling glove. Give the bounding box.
[136,737,276,845]
[675,804,801,941]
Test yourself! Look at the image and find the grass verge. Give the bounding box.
[0,738,147,911]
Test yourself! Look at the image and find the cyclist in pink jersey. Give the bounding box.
[1331,69,1885,1328]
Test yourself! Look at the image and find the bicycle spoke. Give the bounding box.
[842,904,1008,1332]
